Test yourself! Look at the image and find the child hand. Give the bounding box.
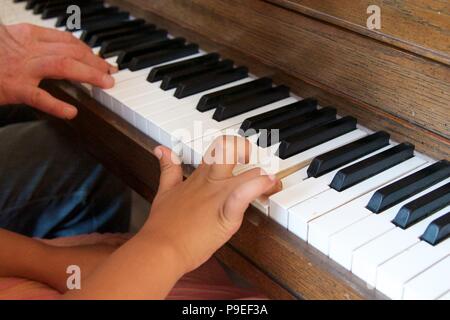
[142,136,282,274]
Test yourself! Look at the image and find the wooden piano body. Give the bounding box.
[42,0,449,299]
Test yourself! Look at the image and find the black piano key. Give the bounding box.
[259,107,337,147]
[307,131,391,178]
[56,4,113,27]
[34,0,98,14]
[174,66,249,99]
[276,116,357,160]
[116,37,185,69]
[100,31,169,59]
[26,0,49,10]
[196,78,273,112]
[160,59,233,90]
[42,4,87,19]
[239,98,318,134]
[147,53,220,83]
[330,143,415,192]
[88,24,156,47]
[80,19,145,42]
[28,0,71,9]
[367,160,450,213]
[420,212,450,245]
[82,11,130,27]
[69,11,130,31]
[208,84,276,112]
[33,2,52,14]
[392,182,450,229]
[212,85,290,121]
[41,6,68,19]
[129,44,200,71]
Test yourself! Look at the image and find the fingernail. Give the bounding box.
[268,174,277,181]
[63,106,77,119]
[276,179,283,190]
[103,74,115,88]
[108,65,118,74]
[154,147,163,160]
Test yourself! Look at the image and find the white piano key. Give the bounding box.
[146,84,269,132]
[139,78,258,141]
[181,126,272,167]
[439,291,450,300]
[105,56,118,67]
[96,53,206,104]
[9,1,449,298]
[287,156,427,239]
[183,129,368,215]
[181,128,309,214]
[74,31,83,39]
[308,192,373,253]
[252,168,308,214]
[402,255,450,300]
[269,141,389,227]
[157,96,295,147]
[330,201,447,274]
[95,58,180,104]
[107,52,205,85]
[96,71,152,104]
[351,181,450,286]
[310,165,447,259]
[37,17,58,28]
[186,126,368,182]
[327,164,438,270]
[375,238,450,299]
[119,88,167,122]
[109,82,163,113]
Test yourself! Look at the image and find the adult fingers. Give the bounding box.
[29,56,115,88]
[16,85,78,119]
[36,43,116,74]
[28,24,83,46]
[154,146,183,194]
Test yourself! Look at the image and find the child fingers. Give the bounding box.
[222,174,277,230]
[154,146,183,193]
[203,135,251,181]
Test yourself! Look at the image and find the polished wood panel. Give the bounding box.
[109,0,450,154]
[107,0,449,160]
[42,80,383,299]
[268,0,450,65]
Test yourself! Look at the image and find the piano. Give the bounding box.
[3,0,449,300]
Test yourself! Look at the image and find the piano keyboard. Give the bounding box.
[4,0,449,300]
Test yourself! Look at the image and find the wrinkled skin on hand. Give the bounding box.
[0,23,116,119]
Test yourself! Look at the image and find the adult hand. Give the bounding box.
[0,23,117,119]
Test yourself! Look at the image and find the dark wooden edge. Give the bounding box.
[41,80,386,300]
[107,0,449,161]
[216,245,297,300]
[266,0,450,66]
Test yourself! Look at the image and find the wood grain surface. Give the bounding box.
[108,0,450,159]
[267,0,450,64]
[42,80,384,299]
